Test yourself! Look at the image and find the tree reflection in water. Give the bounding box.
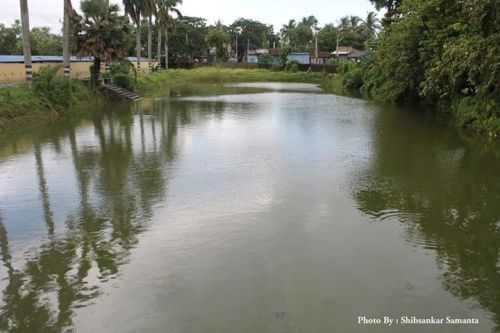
[0,99,181,332]
[351,108,500,330]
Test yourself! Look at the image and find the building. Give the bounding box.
[287,52,310,65]
[310,51,334,65]
[0,55,156,84]
[332,46,365,62]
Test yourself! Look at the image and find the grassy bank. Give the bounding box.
[0,69,101,133]
[136,67,341,94]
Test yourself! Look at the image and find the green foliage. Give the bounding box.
[342,67,364,90]
[33,66,93,111]
[137,67,326,93]
[285,60,299,72]
[230,18,276,56]
[0,20,22,54]
[317,24,338,51]
[30,27,63,55]
[205,21,229,62]
[72,0,131,84]
[0,21,62,55]
[0,70,97,132]
[368,0,403,26]
[113,73,135,90]
[168,17,208,63]
[364,0,500,136]
[258,53,273,65]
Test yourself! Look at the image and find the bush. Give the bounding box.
[113,73,135,90]
[286,60,299,72]
[258,54,273,65]
[108,60,137,90]
[33,66,92,112]
[342,68,365,91]
[271,60,285,71]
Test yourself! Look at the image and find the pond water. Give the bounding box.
[0,82,499,333]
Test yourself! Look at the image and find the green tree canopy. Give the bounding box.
[72,0,131,83]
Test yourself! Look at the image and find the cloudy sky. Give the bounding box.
[1,0,378,34]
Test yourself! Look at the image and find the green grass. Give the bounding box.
[0,79,100,133]
[137,67,334,94]
[0,67,346,134]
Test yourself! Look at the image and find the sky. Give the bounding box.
[0,0,378,34]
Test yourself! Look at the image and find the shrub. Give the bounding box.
[113,73,135,90]
[33,65,92,112]
[258,54,273,65]
[342,68,365,91]
[286,60,299,72]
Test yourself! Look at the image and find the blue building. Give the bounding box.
[287,53,310,65]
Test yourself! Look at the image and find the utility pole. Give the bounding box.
[335,36,343,58]
[63,0,72,79]
[19,0,32,86]
[315,34,318,59]
[235,35,238,62]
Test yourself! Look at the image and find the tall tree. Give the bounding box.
[142,0,156,72]
[338,15,365,49]
[63,0,73,78]
[229,18,274,58]
[368,0,403,26]
[156,0,182,69]
[73,0,130,85]
[19,0,32,86]
[205,20,229,62]
[361,11,381,39]
[280,19,296,45]
[123,0,144,71]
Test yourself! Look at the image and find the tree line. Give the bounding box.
[5,0,381,69]
[361,0,499,136]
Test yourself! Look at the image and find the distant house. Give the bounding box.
[332,46,365,62]
[287,53,310,65]
[192,51,208,63]
[247,50,259,64]
[310,51,334,65]
[0,55,156,84]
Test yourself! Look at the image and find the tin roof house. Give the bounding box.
[332,46,365,61]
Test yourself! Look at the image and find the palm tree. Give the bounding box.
[361,11,381,38]
[280,19,296,45]
[143,0,156,72]
[156,0,182,69]
[73,0,130,85]
[123,0,144,72]
[301,15,318,29]
[19,0,32,86]
[63,0,73,78]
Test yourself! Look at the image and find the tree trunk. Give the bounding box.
[91,57,101,86]
[157,27,162,67]
[148,15,152,73]
[136,19,141,72]
[63,0,71,78]
[19,0,32,86]
[164,31,168,69]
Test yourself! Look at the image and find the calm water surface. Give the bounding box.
[0,83,499,333]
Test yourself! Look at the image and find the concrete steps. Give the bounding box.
[102,83,142,101]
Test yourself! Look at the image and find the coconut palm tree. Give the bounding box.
[73,0,130,85]
[19,0,32,86]
[63,0,73,78]
[142,0,156,72]
[123,0,144,71]
[156,0,182,69]
[361,11,381,38]
[280,19,296,45]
